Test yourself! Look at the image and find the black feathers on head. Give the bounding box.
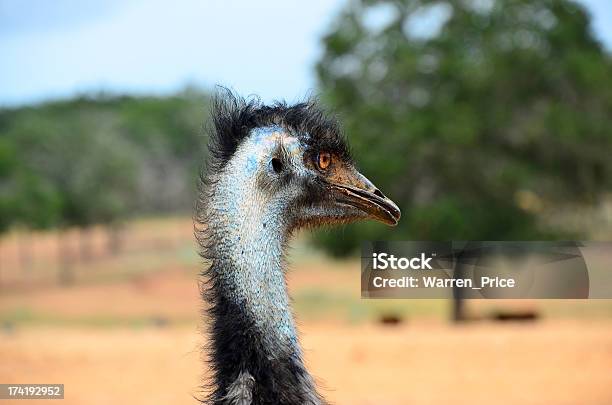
[206,88,352,173]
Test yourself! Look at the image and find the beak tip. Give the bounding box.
[386,201,401,226]
[388,214,401,227]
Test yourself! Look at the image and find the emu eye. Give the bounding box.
[317,152,332,170]
[271,157,283,173]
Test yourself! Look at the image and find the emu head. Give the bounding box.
[204,92,400,235]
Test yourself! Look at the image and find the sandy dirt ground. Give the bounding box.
[1,220,612,404]
[1,266,612,405]
[1,321,612,405]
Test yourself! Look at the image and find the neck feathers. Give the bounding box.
[197,151,324,404]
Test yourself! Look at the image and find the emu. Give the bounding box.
[196,91,400,404]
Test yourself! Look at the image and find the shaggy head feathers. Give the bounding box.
[207,89,352,174]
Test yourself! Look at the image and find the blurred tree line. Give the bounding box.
[316,0,612,255]
[0,88,208,238]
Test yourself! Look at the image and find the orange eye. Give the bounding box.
[317,152,332,170]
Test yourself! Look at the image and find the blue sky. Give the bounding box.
[1,0,611,107]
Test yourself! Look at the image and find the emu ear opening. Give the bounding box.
[267,135,301,175]
[271,157,283,173]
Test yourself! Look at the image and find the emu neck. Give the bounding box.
[210,172,297,350]
[205,150,322,404]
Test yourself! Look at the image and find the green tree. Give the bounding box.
[316,0,612,255]
[0,137,18,232]
[0,87,210,232]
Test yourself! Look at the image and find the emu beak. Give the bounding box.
[329,167,401,226]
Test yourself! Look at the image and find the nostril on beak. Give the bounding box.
[373,188,385,199]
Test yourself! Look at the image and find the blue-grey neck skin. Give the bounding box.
[209,126,301,351]
[204,126,324,404]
